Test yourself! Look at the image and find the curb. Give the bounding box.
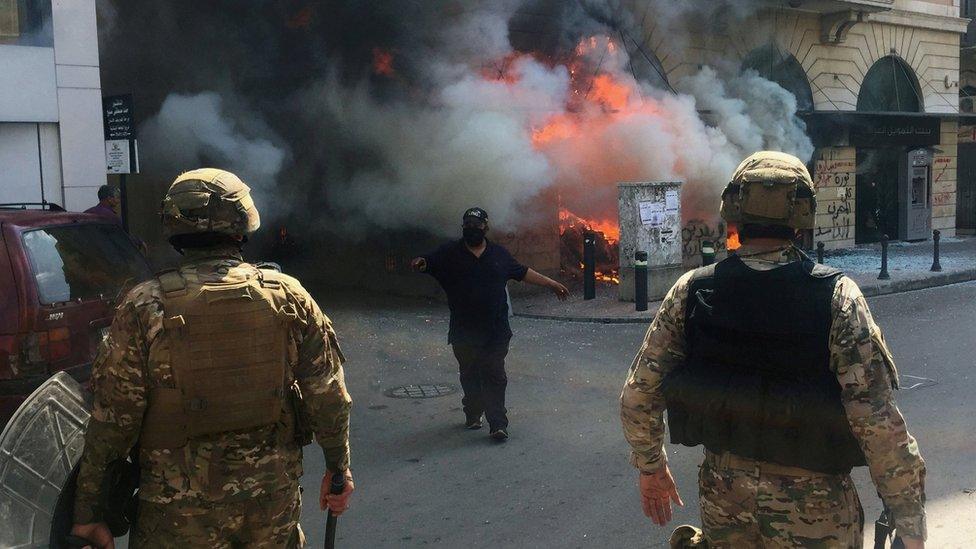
[859,267,976,298]
[515,268,976,324]
[514,311,657,324]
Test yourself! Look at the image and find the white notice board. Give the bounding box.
[638,200,665,228]
[105,139,130,174]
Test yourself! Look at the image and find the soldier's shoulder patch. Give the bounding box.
[124,278,164,308]
[833,275,864,307]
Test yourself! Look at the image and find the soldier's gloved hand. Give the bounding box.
[411,257,427,272]
[69,522,114,549]
[320,469,355,516]
[639,464,683,527]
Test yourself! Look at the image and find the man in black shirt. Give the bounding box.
[412,207,569,441]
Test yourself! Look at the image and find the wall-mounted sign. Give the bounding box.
[102,94,139,174]
[102,95,135,140]
[849,115,940,147]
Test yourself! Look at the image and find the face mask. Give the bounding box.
[463,227,485,246]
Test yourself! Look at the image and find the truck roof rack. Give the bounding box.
[0,201,66,212]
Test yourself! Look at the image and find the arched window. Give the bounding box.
[741,44,814,112]
[621,35,671,91]
[857,56,923,112]
[960,85,976,114]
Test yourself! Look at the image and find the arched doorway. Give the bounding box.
[855,56,929,243]
[741,44,814,112]
[857,55,923,113]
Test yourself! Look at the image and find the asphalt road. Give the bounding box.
[296,281,976,548]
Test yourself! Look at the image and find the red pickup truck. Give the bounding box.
[0,204,151,425]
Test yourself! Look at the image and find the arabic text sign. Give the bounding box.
[849,115,940,147]
[102,94,135,140]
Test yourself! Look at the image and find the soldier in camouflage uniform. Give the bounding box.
[620,152,926,548]
[70,168,354,548]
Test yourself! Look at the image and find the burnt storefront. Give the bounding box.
[802,54,954,246]
[850,116,940,243]
[804,112,944,245]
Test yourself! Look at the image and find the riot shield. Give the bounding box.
[0,372,90,548]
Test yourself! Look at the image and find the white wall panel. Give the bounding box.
[38,123,63,205]
[51,0,99,67]
[57,87,105,190]
[0,123,42,204]
[56,65,100,89]
[62,185,100,212]
[0,46,58,122]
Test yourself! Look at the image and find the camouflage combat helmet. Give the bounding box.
[720,151,816,230]
[160,168,260,237]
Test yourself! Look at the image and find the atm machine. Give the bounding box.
[899,148,933,241]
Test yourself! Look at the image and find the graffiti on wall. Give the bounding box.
[681,219,727,263]
[935,156,951,182]
[814,157,855,242]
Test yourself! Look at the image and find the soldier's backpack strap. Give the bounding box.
[139,269,192,450]
[252,268,313,447]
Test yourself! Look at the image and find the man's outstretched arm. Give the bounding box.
[522,268,569,300]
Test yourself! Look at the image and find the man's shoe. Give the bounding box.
[489,429,508,441]
[465,417,483,430]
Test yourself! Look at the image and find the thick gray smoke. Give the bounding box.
[98,0,813,240]
[295,2,814,236]
[139,92,288,211]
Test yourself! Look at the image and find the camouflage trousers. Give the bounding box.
[131,486,305,548]
[699,451,864,548]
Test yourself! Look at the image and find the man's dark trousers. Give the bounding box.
[451,342,510,430]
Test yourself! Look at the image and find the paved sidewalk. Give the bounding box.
[513,236,976,323]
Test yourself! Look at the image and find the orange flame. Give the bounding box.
[487,35,667,271]
[559,207,620,244]
[589,74,630,112]
[372,48,395,77]
[531,115,579,146]
[727,225,741,251]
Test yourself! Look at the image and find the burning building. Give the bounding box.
[99,0,969,294]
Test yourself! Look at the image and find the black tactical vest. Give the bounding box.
[662,255,867,474]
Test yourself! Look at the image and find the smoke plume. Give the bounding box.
[98,0,813,241]
[139,92,288,210]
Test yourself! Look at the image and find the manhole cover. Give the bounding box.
[384,384,457,399]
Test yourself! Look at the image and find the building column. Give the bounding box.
[933,119,958,237]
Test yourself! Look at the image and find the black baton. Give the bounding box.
[324,471,347,549]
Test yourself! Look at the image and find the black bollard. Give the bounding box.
[701,240,716,266]
[583,231,596,300]
[878,234,891,280]
[931,230,942,272]
[635,251,648,312]
[817,241,825,264]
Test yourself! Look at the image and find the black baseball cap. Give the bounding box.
[462,207,488,223]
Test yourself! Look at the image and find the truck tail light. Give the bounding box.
[22,328,72,373]
[44,327,72,362]
[0,335,16,380]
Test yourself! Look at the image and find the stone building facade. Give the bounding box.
[631,0,968,249]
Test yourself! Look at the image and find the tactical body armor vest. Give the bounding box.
[662,255,867,475]
[140,267,295,449]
